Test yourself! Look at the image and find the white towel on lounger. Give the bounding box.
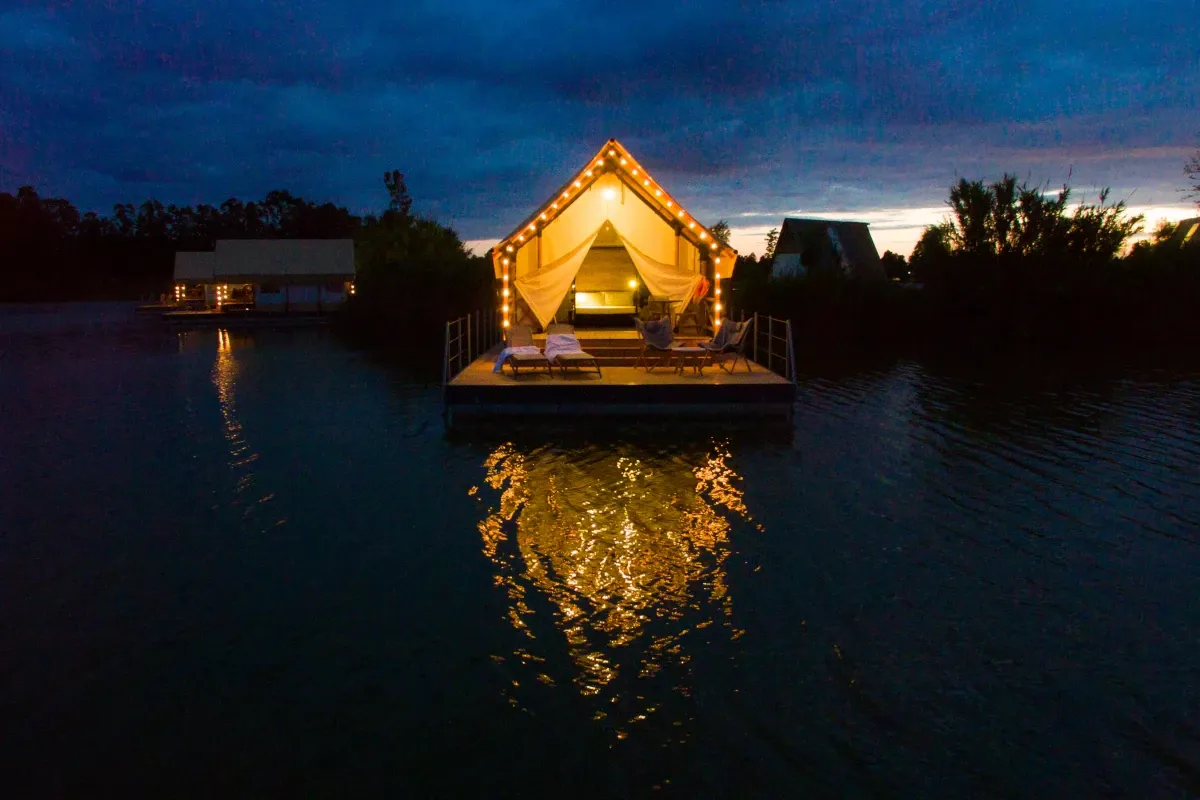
[543,333,584,364]
[493,345,543,372]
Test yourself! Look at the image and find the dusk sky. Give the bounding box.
[2,0,1197,257]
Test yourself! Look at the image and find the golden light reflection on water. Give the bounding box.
[211,329,279,528]
[474,440,757,736]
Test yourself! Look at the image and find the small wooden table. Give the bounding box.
[672,345,706,375]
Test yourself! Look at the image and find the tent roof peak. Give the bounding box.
[494,139,737,267]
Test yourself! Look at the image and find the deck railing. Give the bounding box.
[750,313,797,384]
[443,307,502,386]
[443,307,795,385]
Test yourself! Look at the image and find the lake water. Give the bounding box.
[3,303,1200,797]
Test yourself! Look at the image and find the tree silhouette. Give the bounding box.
[709,220,731,246]
[1,185,358,300]
[764,227,778,258]
[880,250,908,281]
[932,175,1141,262]
[1186,147,1199,206]
[384,170,413,217]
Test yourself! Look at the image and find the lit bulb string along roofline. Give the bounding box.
[496,139,737,331]
[496,138,737,266]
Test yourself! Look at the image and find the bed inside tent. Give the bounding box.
[492,140,738,333]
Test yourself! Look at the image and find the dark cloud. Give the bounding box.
[1,0,1196,241]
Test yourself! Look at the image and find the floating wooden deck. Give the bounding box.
[444,345,795,425]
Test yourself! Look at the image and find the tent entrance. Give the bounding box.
[559,222,641,322]
[514,219,703,330]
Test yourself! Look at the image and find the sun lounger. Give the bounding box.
[545,323,602,377]
[498,324,552,376]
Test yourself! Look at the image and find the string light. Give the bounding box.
[502,249,511,328]
[496,140,739,309]
[714,272,722,328]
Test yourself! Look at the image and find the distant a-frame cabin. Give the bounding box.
[493,139,738,332]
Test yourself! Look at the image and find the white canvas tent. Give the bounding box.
[493,139,738,329]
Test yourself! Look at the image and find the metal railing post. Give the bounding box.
[442,321,451,387]
[767,316,774,372]
[753,312,759,365]
[786,320,797,384]
[466,313,472,363]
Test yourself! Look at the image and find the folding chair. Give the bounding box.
[702,319,753,373]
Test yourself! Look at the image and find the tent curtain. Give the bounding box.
[514,227,601,329]
[617,232,704,316]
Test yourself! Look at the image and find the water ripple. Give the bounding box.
[473,439,754,740]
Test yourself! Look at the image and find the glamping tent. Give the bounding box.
[493,139,738,331]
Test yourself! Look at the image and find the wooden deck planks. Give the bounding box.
[449,353,790,387]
